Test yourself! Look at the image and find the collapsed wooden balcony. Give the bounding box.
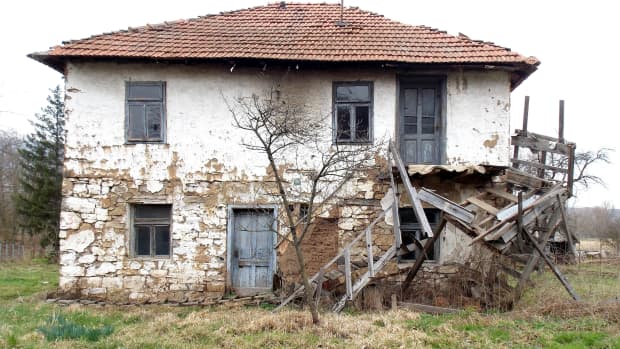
[277,99,580,311]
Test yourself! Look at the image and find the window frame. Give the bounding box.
[399,208,441,262]
[332,81,374,144]
[125,81,167,144]
[130,204,172,258]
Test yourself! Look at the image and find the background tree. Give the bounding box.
[15,86,65,256]
[0,130,22,240]
[228,88,380,324]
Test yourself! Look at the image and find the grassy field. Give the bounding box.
[0,260,619,348]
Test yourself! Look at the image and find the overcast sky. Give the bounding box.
[0,0,617,207]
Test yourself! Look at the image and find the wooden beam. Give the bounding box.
[398,302,459,314]
[511,134,571,156]
[418,188,475,224]
[389,141,433,237]
[520,225,581,301]
[557,195,577,261]
[522,96,530,136]
[504,168,550,189]
[344,248,352,300]
[559,100,565,144]
[467,197,499,216]
[401,219,447,290]
[388,151,402,248]
[567,143,576,196]
[510,158,568,174]
[486,187,518,203]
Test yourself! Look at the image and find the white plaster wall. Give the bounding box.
[445,70,512,166]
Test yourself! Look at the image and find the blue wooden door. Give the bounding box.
[400,80,442,164]
[231,209,274,295]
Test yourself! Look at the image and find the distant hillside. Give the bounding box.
[567,207,620,238]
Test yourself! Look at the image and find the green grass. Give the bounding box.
[0,260,619,348]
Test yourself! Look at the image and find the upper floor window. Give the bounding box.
[333,82,373,144]
[126,82,166,143]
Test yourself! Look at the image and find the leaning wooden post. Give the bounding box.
[521,226,581,301]
[512,96,530,170]
[567,143,576,197]
[558,100,565,144]
[401,218,447,290]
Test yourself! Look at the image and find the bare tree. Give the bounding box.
[0,130,22,240]
[227,88,381,324]
[543,148,612,189]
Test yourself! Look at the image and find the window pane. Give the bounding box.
[422,88,435,115]
[354,105,369,141]
[336,105,351,141]
[336,85,369,102]
[128,84,163,100]
[404,116,417,135]
[128,104,146,140]
[155,226,170,256]
[135,225,151,256]
[135,205,171,219]
[404,88,417,116]
[421,117,435,134]
[146,104,163,140]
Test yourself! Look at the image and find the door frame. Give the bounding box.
[396,75,447,165]
[226,204,278,292]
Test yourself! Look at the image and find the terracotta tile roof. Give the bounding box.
[31,2,539,81]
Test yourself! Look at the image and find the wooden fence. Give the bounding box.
[0,241,24,261]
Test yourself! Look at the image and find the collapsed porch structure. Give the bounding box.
[277,97,579,312]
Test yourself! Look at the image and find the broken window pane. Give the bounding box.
[155,226,170,256]
[336,105,351,141]
[135,225,151,256]
[355,105,369,141]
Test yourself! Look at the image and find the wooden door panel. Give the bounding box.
[400,81,442,164]
[231,209,274,294]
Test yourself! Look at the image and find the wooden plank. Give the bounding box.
[510,158,568,174]
[520,225,581,301]
[538,151,547,178]
[486,187,518,203]
[401,219,447,290]
[505,168,550,189]
[388,151,402,248]
[496,195,538,221]
[365,224,374,277]
[567,143,576,196]
[275,207,390,311]
[522,96,530,136]
[344,248,352,300]
[467,197,499,216]
[557,195,577,261]
[398,302,459,314]
[559,100,565,143]
[471,185,565,244]
[418,188,475,224]
[390,141,433,237]
[511,134,571,156]
[332,245,397,312]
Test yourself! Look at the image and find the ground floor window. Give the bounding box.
[132,204,172,257]
[399,208,441,261]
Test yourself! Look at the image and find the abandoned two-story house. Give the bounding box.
[30,2,548,305]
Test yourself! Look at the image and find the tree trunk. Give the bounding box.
[292,231,320,324]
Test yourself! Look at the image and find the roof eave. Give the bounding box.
[28,51,66,74]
